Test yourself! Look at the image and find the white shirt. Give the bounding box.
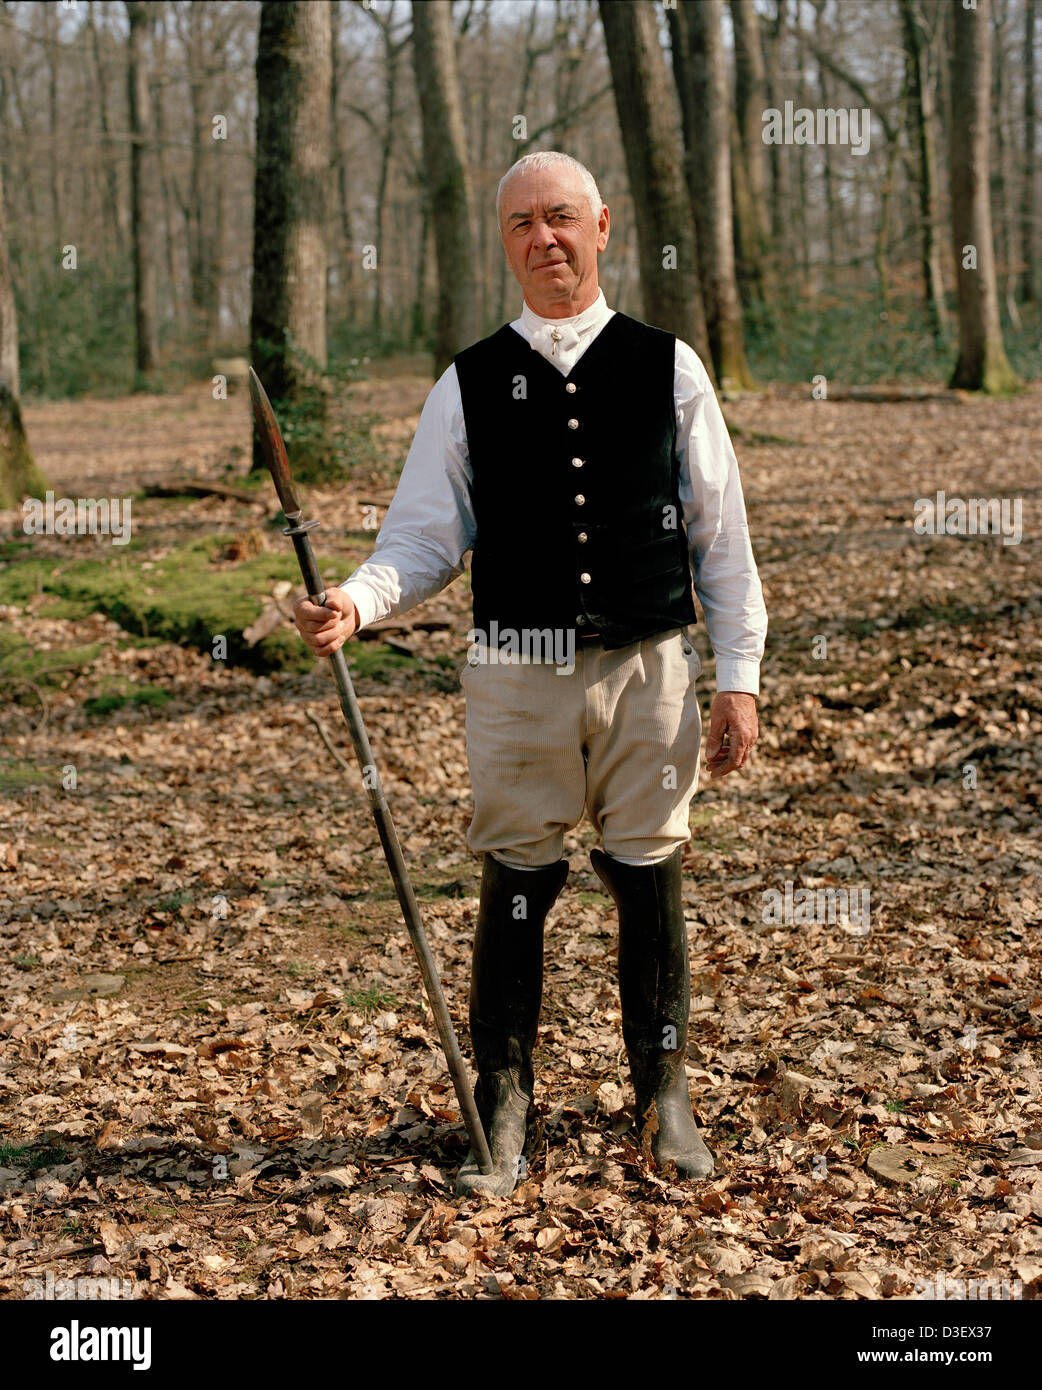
[340,290,768,694]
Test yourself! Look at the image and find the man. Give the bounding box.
[295,152,767,1198]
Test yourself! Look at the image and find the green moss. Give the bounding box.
[0,756,51,790]
[0,535,454,679]
[0,632,104,689]
[83,683,171,716]
[0,535,323,672]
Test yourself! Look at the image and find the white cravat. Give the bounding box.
[517,291,614,376]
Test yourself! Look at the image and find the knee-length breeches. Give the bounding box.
[461,625,703,867]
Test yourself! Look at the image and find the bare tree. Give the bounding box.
[411,0,479,376]
[948,0,1018,391]
[670,0,753,389]
[899,0,949,339]
[1022,0,1038,302]
[0,165,45,508]
[330,0,358,317]
[598,0,711,372]
[250,0,332,471]
[88,1,123,256]
[126,1,159,384]
[729,0,772,301]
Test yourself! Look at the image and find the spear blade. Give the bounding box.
[248,365,301,518]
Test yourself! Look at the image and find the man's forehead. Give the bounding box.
[501,173,586,218]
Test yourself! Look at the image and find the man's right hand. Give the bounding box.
[293,588,359,658]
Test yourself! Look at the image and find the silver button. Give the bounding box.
[571,457,584,468]
[565,382,577,394]
[574,494,585,505]
[567,418,579,430]
[576,614,585,625]
[580,572,591,584]
[577,531,588,543]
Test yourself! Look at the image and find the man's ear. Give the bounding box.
[597,205,610,252]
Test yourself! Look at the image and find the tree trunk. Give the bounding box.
[948,0,1018,392]
[898,0,949,339]
[411,195,431,346]
[599,0,711,373]
[791,1,812,291]
[1022,0,1037,301]
[88,1,123,256]
[812,1,837,281]
[330,0,358,321]
[0,164,45,508]
[410,0,479,377]
[729,0,772,300]
[991,0,1020,329]
[765,0,788,254]
[126,2,159,385]
[670,0,753,388]
[250,0,332,473]
[185,3,218,350]
[372,16,404,336]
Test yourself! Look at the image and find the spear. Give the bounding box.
[248,366,492,1177]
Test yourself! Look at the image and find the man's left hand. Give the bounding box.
[705,692,758,779]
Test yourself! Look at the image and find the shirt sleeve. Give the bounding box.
[675,340,768,695]
[339,364,475,630]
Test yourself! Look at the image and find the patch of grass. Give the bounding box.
[0,538,454,682]
[286,961,315,979]
[342,985,397,1015]
[0,756,50,791]
[0,536,323,672]
[155,891,193,912]
[0,1141,29,1163]
[24,1145,67,1171]
[12,954,41,968]
[83,683,171,716]
[578,891,612,907]
[885,1099,907,1113]
[0,631,103,697]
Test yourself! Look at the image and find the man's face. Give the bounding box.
[498,167,610,317]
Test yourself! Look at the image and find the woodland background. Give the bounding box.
[0,0,1039,1306]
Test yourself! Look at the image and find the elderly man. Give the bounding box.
[295,152,767,1198]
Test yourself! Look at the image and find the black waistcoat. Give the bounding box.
[454,311,697,651]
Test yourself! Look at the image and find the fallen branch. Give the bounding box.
[305,709,352,774]
[142,479,266,505]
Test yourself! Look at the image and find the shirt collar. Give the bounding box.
[518,289,612,339]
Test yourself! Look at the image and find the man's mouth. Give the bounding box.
[533,260,568,271]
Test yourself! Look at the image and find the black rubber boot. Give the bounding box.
[591,845,714,1180]
[455,854,569,1197]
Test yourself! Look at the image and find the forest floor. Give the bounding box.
[0,371,1039,1301]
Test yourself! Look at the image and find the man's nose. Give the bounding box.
[532,219,557,249]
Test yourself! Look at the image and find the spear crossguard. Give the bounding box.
[248,366,493,1177]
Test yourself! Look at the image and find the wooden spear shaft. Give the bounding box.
[248,366,493,1177]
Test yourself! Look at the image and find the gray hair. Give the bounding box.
[496,151,603,225]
